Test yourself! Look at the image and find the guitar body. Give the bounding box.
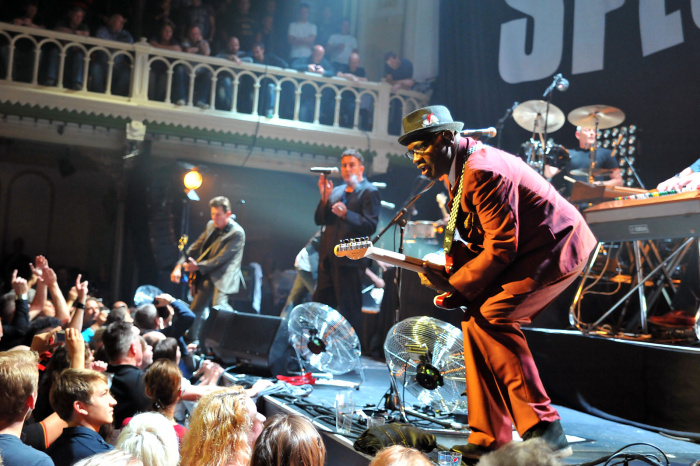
[178,235,200,295]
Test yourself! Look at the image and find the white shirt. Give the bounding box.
[288,21,317,58]
[326,33,358,64]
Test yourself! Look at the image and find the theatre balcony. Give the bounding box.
[0,22,430,175]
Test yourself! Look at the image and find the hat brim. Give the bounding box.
[398,122,464,146]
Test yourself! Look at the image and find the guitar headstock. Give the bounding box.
[334,237,372,260]
[178,235,189,252]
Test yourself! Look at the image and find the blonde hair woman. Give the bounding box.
[179,386,265,466]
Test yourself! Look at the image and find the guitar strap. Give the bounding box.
[443,143,480,254]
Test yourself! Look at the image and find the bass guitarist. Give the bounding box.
[399,106,596,461]
[170,196,245,343]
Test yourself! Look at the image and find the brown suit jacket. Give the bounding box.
[447,138,597,302]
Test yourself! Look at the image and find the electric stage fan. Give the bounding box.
[287,302,365,385]
[384,316,467,415]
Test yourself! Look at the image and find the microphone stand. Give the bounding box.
[371,178,436,325]
[495,102,518,149]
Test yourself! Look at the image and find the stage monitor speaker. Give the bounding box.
[201,307,292,377]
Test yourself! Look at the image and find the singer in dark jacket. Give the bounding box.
[313,148,380,333]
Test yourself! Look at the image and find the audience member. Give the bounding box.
[181,0,215,43]
[288,3,316,60]
[181,25,213,109]
[74,448,143,466]
[250,42,287,118]
[3,1,44,82]
[140,359,186,441]
[89,13,134,96]
[43,6,90,89]
[293,45,335,124]
[326,18,357,70]
[229,0,257,53]
[116,412,179,466]
[250,412,325,466]
[215,36,253,111]
[47,369,116,465]
[102,322,151,427]
[148,20,187,105]
[337,51,370,129]
[0,270,31,351]
[384,51,414,134]
[315,5,338,50]
[81,297,108,344]
[254,15,277,58]
[368,445,432,466]
[179,386,265,466]
[0,350,54,466]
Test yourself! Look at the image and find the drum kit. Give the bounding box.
[514,101,626,181]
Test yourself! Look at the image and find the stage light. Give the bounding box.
[184,170,202,190]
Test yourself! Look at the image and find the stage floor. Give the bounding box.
[259,356,700,465]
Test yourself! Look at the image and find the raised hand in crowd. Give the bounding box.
[11,268,29,297]
[67,274,89,330]
[65,327,85,369]
[29,326,63,353]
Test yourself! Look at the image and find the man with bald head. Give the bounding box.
[292,45,335,124]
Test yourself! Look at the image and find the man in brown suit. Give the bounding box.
[171,196,245,341]
[400,106,597,461]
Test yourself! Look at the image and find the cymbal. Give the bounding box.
[567,105,625,130]
[512,100,566,133]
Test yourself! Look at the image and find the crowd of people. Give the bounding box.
[0,0,416,131]
[0,234,437,465]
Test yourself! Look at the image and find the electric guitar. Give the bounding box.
[178,235,199,295]
[334,238,469,310]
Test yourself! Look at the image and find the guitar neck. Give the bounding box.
[362,246,444,274]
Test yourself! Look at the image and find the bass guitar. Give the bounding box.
[334,237,468,310]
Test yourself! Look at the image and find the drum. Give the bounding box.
[405,221,440,239]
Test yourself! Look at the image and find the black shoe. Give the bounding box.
[451,443,493,462]
[522,419,573,457]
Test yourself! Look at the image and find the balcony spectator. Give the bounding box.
[0,350,54,466]
[42,6,90,90]
[89,13,134,96]
[229,0,257,54]
[215,36,253,111]
[147,0,179,40]
[292,44,335,124]
[149,20,187,105]
[181,0,215,43]
[3,0,45,83]
[288,3,316,60]
[181,25,213,109]
[315,5,338,50]
[326,18,357,70]
[337,52,372,130]
[384,51,414,135]
[251,42,287,118]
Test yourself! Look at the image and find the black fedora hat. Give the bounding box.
[398,105,464,146]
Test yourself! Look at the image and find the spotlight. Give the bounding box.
[184,169,203,201]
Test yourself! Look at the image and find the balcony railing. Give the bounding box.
[0,22,430,143]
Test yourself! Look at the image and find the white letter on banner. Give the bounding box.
[639,0,684,57]
[499,0,564,84]
[691,0,700,28]
[572,0,625,74]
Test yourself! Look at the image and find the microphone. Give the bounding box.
[461,127,497,139]
[372,182,387,189]
[380,200,396,209]
[310,167,338,174]
[554,73,569,92]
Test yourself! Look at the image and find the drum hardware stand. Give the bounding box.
[570,237,695,335]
